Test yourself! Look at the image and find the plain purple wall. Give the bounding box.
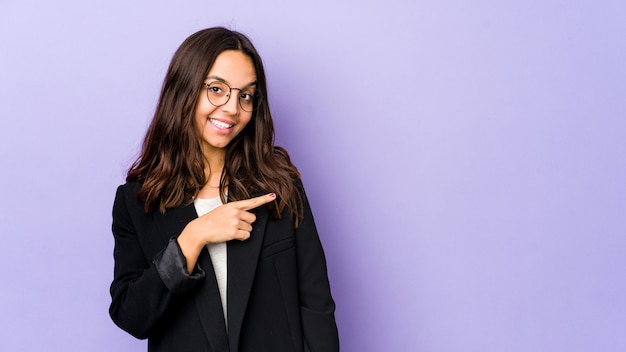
[1,1,625,351]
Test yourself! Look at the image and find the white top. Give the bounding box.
[193,196,228,326]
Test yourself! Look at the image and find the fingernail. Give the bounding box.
[269,193,276,198]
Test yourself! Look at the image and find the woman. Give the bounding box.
[109,27,339,352]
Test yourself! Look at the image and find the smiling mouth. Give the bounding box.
[209,118,234,129]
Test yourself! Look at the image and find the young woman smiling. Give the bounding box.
[109,27,339,352]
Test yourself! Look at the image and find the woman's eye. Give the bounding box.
[240,93,253,101]
[209,86,222,94]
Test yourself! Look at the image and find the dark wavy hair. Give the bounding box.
[127,27,303,225]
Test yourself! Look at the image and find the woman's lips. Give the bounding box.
[209,118,234,129]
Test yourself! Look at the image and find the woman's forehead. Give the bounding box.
[206,50,256,86]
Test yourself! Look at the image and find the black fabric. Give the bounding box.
[109,180,339,352]
[153,237,205,295]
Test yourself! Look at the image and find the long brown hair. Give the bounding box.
[127,27,303,225]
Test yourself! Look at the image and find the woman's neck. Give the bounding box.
[198,150,226,199]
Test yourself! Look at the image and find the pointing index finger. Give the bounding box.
[235,193,276,211]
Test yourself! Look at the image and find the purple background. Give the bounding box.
[1,1,625,351]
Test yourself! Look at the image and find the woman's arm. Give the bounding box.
[109,184,275,338]
[108,184,204,339]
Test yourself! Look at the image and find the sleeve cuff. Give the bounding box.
[153,237,205,295]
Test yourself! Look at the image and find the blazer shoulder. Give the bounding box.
[117,180,141,195]
[114,181,146,217]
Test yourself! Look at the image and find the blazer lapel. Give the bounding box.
[227,204,269,351]
[195,248,230,351]
[153,203,230,351]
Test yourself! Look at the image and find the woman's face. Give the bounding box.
[195,50,257,157]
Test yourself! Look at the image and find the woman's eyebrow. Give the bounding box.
[206,75,226,82]
[206,75,257,87]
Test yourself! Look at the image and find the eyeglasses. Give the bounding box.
[202,81,263,112]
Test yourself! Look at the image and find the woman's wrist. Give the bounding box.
[177,223,205,272]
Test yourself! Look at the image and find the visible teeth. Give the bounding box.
[210,119,233,129]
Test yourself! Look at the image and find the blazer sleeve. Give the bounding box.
[108,184,205,339]
[295,182,340,351]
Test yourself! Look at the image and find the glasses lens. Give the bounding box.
[238,89,261,112]
[206,82,229,106]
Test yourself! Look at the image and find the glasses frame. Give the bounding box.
[202,82,263,112]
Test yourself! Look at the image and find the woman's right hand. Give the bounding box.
[176,193,276,272]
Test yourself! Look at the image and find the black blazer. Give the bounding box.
[109,181,339,352]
